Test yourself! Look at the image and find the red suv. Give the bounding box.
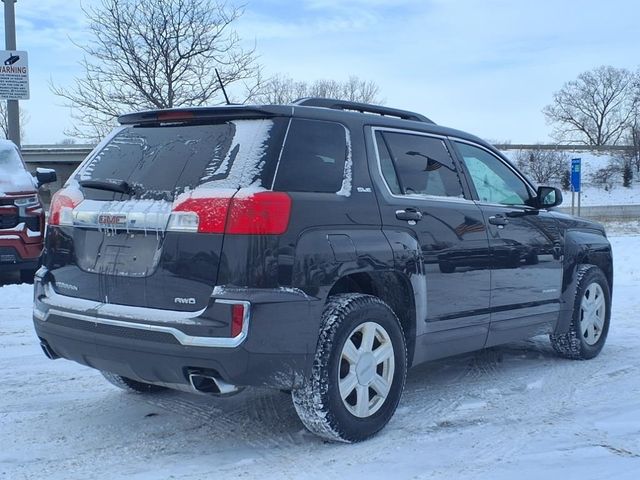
[0,140,56,283]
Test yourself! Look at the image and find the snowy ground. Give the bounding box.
[1,231,639,479]
[558,183,640,207]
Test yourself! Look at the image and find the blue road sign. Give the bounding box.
[571,158,581,192]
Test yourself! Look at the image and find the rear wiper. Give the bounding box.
[79,179,133,195]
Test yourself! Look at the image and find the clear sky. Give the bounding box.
[2,0,639,144]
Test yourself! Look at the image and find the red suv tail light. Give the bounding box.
[169,190,291,235]
[49,188,84,226]
[231,303,245,338]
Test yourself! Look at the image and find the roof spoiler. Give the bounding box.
[118,106,279,125]
[293,97,435,124]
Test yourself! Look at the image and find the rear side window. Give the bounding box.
[272,119,349,194]
[75,119,287,200]
[379,131,464,198]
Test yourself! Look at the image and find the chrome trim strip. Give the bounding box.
[37,285,250,348]
[71,199,173,232]
[43,283,206,322]
[41,307,250,347]
[371,126,447,139]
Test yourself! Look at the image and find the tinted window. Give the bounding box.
[75,119,286,200]
[375,132,401,195]
[455,142,532,206]
[381,132,464,198]
[273,119,348,193]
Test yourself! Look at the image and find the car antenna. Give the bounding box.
[215,68,232,105]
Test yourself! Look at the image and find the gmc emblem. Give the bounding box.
[98,214,127,225]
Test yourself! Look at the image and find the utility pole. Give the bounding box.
[2,0,20,148]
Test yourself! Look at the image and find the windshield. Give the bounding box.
[74,118,287,201]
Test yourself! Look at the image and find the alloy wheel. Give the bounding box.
[338,321,395,418]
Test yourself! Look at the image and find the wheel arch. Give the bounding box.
[327,270,417,367]
[555,230,613,335]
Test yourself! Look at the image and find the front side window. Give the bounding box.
[377,131,464,198]
[454,142,532,206]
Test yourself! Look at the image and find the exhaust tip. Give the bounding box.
[40,340,60,360]
[188,371,242,396]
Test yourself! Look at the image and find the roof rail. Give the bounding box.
[293,97,434,124]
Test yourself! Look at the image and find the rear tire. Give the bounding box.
[550,265,611,360]
[101,371,166,394]
[292,294,407,443]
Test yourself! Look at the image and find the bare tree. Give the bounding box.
[629,125,640,173]
[52,0,262,142]
[254,74,383,105]
[515,147,568,185]
[543,65,637,146]
[623,97,640,173]
[0,101,29,143]
[590,163,620,191]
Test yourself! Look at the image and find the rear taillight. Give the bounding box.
[169,190,291,235]
[49,188,84,226]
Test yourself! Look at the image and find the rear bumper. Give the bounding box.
[32,270,323,390]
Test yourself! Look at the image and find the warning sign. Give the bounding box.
[0,50,29,100]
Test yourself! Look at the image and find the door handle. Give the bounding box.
[488,214,509,227]
[395,208,423,222]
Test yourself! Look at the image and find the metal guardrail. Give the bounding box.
[494,144,635,152]
[555,204,640,219]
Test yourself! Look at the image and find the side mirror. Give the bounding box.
[35,168,57,187]
[536,186,562,209]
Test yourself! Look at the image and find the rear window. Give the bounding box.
[75,119,287,200]
[272,119,350,194]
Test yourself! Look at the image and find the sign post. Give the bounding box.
[1,0,24,148]
[571,158,581,216]
[0,50,29,100]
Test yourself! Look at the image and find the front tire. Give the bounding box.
[550,265,611,360]
[292,294,407,443]
[101,371,166,394]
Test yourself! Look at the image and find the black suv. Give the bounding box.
[33,99,613,442]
